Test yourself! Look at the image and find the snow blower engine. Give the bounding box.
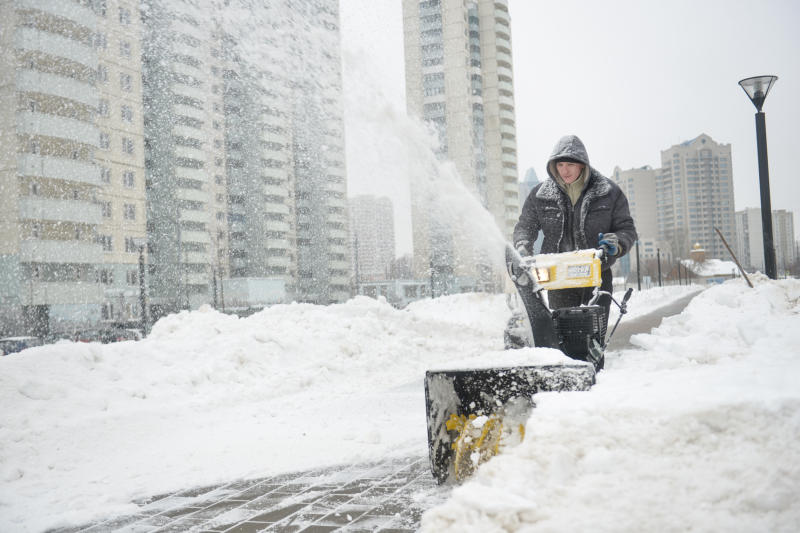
[424,245,633,484]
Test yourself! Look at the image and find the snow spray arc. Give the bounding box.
[341,64,514,294]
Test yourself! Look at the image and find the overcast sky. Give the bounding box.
[340,0,800,256]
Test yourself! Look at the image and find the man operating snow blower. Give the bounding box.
[423,135,638,485]
[508,134,637,365]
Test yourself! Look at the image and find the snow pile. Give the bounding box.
[0,293,508,532]
[420,276,800,533]
[683,257,739,277]
[0,281,789,532]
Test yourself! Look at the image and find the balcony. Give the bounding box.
[23,280,103,306]
[185,272,209,285]
[173,103,206,122]
[174,144,206,162]
[498,79,514,94]
[176,187,208,204]
[19,196,101,225]
[500,123,516,137]
[20,239,102,264]
[267,256,291,267]
[16,26,97,69]
[263,184,288,197]
[17,110,98,147]
[175,166,208,183]
[265,202,290,215]
[170,82,206,103]
[266,220,290,233]
[17,69,97,108]
[183,251,208,264]
[179,208,210,224]
[19,0,96,31]
[182,230,211,245]
[18,154,100,186]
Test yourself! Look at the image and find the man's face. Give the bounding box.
[557,161,584,184]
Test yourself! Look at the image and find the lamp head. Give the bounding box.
[738,75,778,111]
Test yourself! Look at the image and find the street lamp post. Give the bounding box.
[657,248,662,287]
[739,75,778,279]
[138,244,148,335]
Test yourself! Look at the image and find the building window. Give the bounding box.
[121,105,133,122]
[120,41,131,57]
[97,64,108,83]
[99,270,113,285]
[126,269,137,285]
[101,166,111,183]
[124,237,138,253]
[98,99,109,117]
[120,73,132,92]
[93,32,107,50]
[31,222,41,238]
[30,139,40,154]
[122,137,134,154]
[123,203,136,220]
[98,235,113,251]
[119,7,131,24]
[123,170,135,188]
[99,132,110,150]
[101,201,112,218]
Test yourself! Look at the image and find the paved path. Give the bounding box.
[54,457,447,533]
[606,291,699,352]
[56,290,700,533]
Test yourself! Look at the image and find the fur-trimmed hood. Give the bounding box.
[546,134,592,183]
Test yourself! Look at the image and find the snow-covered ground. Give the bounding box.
[421,275,800,533]
[1,278,798,532]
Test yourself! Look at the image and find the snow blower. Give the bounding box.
[424,245,633,484]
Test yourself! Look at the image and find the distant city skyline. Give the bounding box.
[340,0,800,256]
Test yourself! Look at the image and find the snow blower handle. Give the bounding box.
[604,288,634,348]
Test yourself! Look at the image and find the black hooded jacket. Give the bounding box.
[513,135,637,269]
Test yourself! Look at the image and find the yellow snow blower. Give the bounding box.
[424,245,632,483]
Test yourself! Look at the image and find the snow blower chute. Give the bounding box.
[424,245,632,484]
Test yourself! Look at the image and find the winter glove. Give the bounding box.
[508,242,531,286]
[598,233,619,256]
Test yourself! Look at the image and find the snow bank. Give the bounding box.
[0,293,508,532]
[420,276,800,533]
[0,282,778,532]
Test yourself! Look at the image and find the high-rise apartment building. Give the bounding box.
[286,0,351,304]
[349,196,395,282]
[0,0,351,335]
[518,167,539,207]
[735,208,796,274]
[221,28,296,300]
[402,0,519,294]
[518,167,542,254]
[657,134,735,261]
[140,0,229,317]
[95,0,147,325]
[0,0,107,335]
[612,165,659,241]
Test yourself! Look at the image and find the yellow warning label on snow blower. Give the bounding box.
[530,249,602,290]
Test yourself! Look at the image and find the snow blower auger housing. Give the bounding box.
[424,246,632,484]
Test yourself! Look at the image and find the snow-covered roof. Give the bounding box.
[682,257,738,277]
